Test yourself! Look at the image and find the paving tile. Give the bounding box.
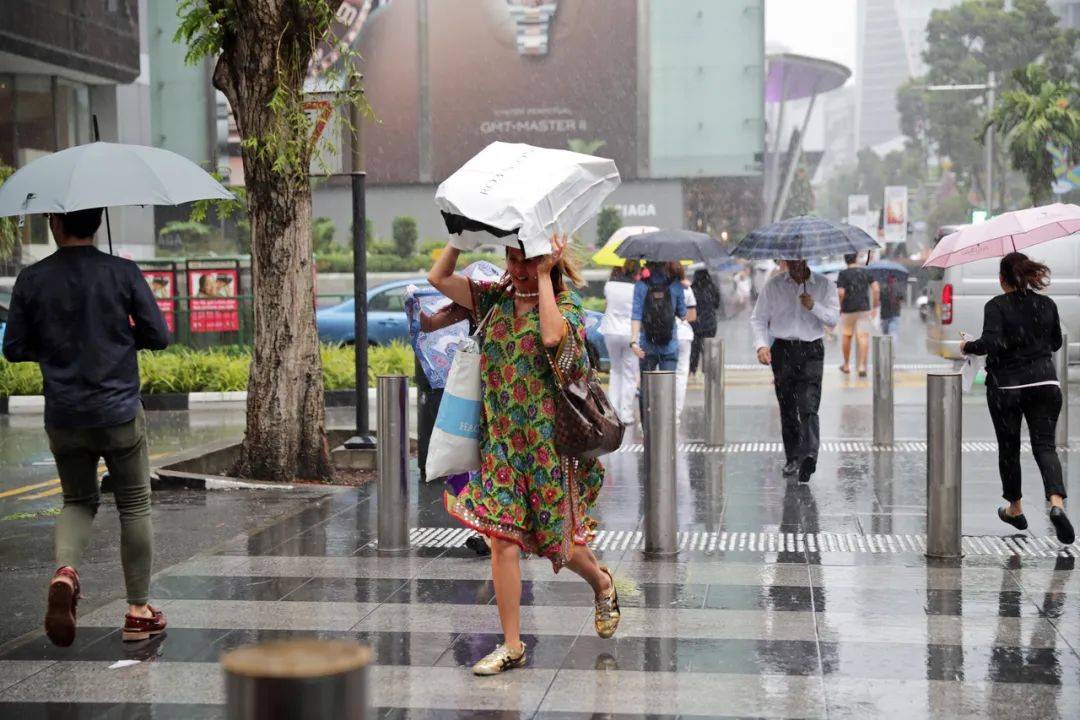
[537,669,827,718]
[0,660,53,694]
[80,599,379,632]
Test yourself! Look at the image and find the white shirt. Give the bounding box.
[677,286,697,341]
[598,280,635,338]
[750,271,840,350]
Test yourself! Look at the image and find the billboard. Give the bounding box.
[348,0,637,183]
[188,268,240,333]
[883,186,907,245]
[142,269,176,333]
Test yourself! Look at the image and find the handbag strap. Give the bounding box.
[544,319,587,391]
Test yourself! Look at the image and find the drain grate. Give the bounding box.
[611,441,1061,454]
[402,528,1078,558]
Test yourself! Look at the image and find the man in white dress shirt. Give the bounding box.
[750,260,840,483]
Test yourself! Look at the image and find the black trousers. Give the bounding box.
[771,338,824,465]
[986,384,1067,501]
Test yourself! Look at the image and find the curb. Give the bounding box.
[0,387,418,415]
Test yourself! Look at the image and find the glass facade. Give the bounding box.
[0,74,92,245]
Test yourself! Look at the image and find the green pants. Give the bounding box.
[46,407,153,605]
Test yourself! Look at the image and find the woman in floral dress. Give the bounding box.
[428,234,620,676]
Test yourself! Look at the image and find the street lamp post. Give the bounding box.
[926,71,997,213]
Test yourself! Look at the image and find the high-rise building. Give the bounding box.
[855,0,959,150]
[1051,0,1080,27]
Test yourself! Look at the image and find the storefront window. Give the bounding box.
[0,75,13,167]
[55,79,90,149]
[14,75,56,165]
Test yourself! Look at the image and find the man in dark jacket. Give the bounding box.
[3,208,170,647]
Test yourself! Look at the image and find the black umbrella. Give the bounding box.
[867,260,909,283]
[614,229,730,264]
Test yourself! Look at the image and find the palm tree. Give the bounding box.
[984,63,1080,206]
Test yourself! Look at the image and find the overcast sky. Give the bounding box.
[765,0,858,78]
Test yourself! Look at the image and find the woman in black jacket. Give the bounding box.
[962,252,1074,544]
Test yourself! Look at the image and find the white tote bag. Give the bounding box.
[424,294,501,480]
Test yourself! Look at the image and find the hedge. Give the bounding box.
[0,343,414,397]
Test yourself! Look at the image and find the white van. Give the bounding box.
[925,224,1080,360]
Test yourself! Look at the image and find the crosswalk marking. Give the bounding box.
[395,527,1079,558]
[610,441,1065,454]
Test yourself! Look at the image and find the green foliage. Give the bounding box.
[596,206,622,247]
[927,193,974,233]
[985,63,1080,205]
[312,216,337,253]
[159,220,212,241]
[2,508,61,522]
[581,296,606,313]
[392,216,419,257]
[0,359,43,396]
[820,147,926,221]
[0,344,416,396]
[568,139,607,155]
[419,240,443,256]
[368,240,396,256]
[0,164,17,261]
[316,250,354,273]
[899,0,1077,195]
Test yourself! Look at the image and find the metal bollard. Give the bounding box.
[703,338,725,446]
[377,375,410,553]
[926,372,963,559]
[642,371,678,555]
[1055,332,1069,448]
[872,335,894,445]
[222,639,372,720]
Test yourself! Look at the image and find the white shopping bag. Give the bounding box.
[435,141,621,258]
[425,336,483,480]
[959,355,984,393]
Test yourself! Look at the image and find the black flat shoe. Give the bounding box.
[782,460,799,476]
[798,457,816,484]
[1050,507,1075,545]
[997,506,1028,531]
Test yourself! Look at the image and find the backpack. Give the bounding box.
[643,285,675,346]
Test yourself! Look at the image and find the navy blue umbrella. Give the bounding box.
[615,229,730,264]
[867,260,909,283]
[731,216,878,260]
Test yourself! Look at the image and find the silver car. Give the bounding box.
[925,224,1080,360]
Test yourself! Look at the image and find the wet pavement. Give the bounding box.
[0,310,1078,718]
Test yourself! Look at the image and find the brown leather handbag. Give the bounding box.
[547,325,626,459]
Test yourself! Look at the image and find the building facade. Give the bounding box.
[0,0,154,261]
[303,0,766,245]
[855,0,959,151]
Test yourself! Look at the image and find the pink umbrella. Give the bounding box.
[923,203,1080,268]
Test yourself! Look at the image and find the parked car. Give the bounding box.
[924,223,1080,360]
[317,278,610,370]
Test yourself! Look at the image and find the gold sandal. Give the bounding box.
[594,566,621,639]
[472,642,527,676]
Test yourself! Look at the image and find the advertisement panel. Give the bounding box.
[428,0,637,180]
[883,186,908,245]
[188,269,240,333]
[142,270,176,333]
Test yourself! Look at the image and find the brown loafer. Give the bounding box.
[45,566,81,647]
[122,605,167,642]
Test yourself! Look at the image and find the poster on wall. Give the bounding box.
[883,186,908,245]
[142,270,176,333]
[188,269,240,333]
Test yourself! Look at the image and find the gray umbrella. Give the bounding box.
[614,229,730,264]
[0,141,234,252]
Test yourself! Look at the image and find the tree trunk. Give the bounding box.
[211,1,333,482]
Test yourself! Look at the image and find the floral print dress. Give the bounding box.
[444,279,606,570]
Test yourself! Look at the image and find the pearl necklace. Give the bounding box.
[515,290,539,299]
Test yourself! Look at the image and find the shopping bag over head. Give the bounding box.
[435,141,621,258]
